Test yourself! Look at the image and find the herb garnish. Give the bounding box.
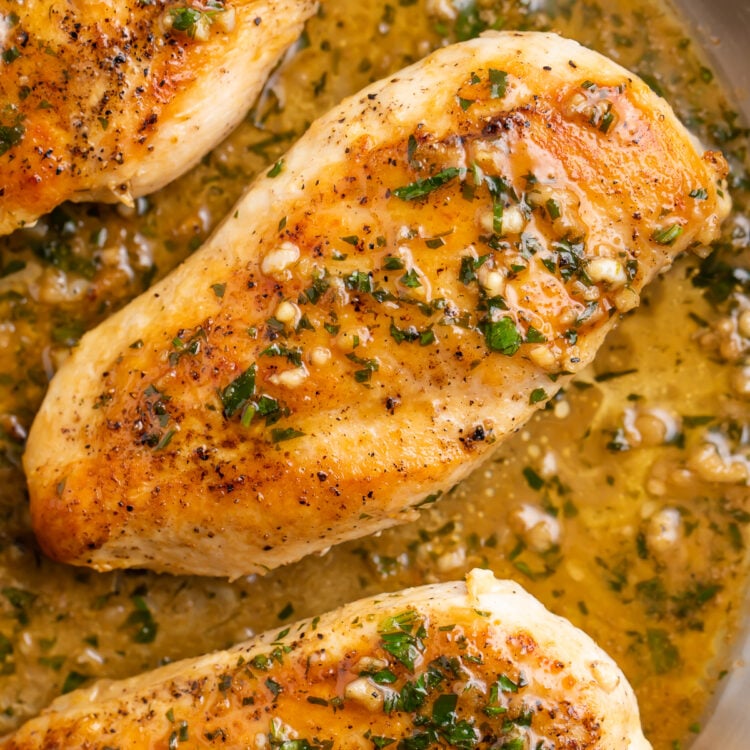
[525,326,546,343]
[271,427,305,443]
[529,388,547,404]
[169,3,225,38]
[261,344,303,367]
[267,159,284,178]
[652,224,683,246]
[484,317,522,355]
[2,47,20,64]
[400,269,422,288]
[647,628,680,674]
[488,68,508,98]
[300,274,330,305]
[459,255,489,284]
[393,167,461,201]
[378,610,425,672]
[346,352,379,383]
[220,365,256,418]
[124,594,158,644]
[345,270,374,293]
[0,119,25,157]
[61,671,89,694]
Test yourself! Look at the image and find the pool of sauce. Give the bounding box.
[0,1,748,747]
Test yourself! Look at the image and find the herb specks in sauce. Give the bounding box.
[0,3,748,749]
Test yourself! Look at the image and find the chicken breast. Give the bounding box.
[0,569,652,750]
[0,0,317,236]
[24,31,730,577]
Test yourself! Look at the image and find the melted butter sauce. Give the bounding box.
[0,1,749,748]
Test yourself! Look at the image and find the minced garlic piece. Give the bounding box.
[586,257,627,288]
[478,205,526,237]
[309,347,332,367]
[477,265,506,297]
[274,300,299,324]
[528,345,558,371]
[269,366,309,389]
[344,677,383,711]
[613,286,640,312]
[261,242,300,279]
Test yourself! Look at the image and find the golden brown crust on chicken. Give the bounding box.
[0,570,652,750]
[24,31,730,577]
[0,0,317,235]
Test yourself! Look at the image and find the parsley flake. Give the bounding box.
[652,224,684,246]
[267,159,284,178]
[271,427,305,443]
[485,317,522,355]
[220,365,256,418]
[393,167,461,201]
[488,68,508,98]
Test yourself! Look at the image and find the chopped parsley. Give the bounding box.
[267,159,284,178]
[371,737,396,749]
[247,394,289,427]
[392,167,461,201]
[484,317,522,355]
[300,274,330,305]
[545,198,561,220]
[529,388,547,404]
[169,4,225,38]
[61,671,89,695]
[522,466,545,491]
[265,676,282,697]
[378,610,426,672]
[488,68,508,98]
[261,344,303,367]
[346,352,379,383]
[2,587,36,625]
[647,628,680,674]
[383,255,405,270]
[124,594,158,643]
[2,47,20,64]
[652,224,683,246]
[0,119,25,157]
[390,321,435,346]
[271,427,305,443]
[525,326,546,343]
[220,365,256,418]
[154,429,176,451]
[277,602,294,620]
[400,269,422,288]
[345,270,374,293]
[170,7,204,33]
[459,254,489,285]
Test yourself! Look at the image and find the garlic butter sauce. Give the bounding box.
[0,2,748,748]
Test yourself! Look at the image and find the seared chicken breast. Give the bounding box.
[24,31,730,577]
[0,0,317,235]
[0,569,652,750]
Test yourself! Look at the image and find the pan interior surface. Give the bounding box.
[0,2,749,749]
[668,6,750,749]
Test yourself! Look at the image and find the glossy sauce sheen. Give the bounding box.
[1,571,651,750]
[24,32,727,577]
[0,0,317,234]
[0,1,749,748]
